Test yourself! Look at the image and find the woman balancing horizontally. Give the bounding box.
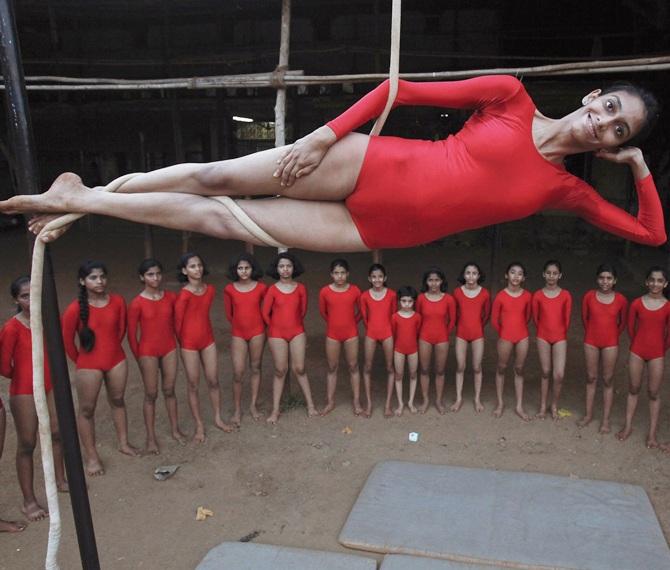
[1,76,665,251]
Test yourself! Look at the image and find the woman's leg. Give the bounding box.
[46,392,67,492]
[200,343,233,432]
[536,338,552,419]
[418,340,433,414]
[230,337,250,426]
[158,350,185,444]
[617,353,644,442]
[362,337,377,416]
[513,339,531,422]
[0,406,26,533]
[322,337,342,416]
[393,352,406,416]
[104,360,140,457]
[407,353,419,413]
[494,339,513,418]
[288,334,318,418]
[138,356,160,454]
[382,338,396,417]
[247,334,266,421]
[453,338,467,413]
[433,342,448,413]
[471,338,485,412]
[343,337,363,416]
[550,340,568,420]
[181,349,205,442]
[645,358,665,448]
[599,347,618,434]
[75,369,105,475]
[267,338,289,424]
[579,344,600,428]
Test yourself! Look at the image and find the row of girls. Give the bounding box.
[1,255,670,528]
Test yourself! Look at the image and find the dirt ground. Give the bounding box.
[0,222,669,569]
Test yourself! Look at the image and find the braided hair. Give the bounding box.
[78,260,107,352]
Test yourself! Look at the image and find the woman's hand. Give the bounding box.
[273,126,337,187]
[595,146,650,180]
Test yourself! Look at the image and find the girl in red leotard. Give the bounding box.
[128,259,185,453]
[453,262,490,414]
[416,267,455,415]
[617,267,670,449]
[62,261,139,476]
[175,253,233,443]
[491,262,533,422]
[578,264,628,434]
[318,259,363,417]
[0,277,66,523]
[390,286,422,417]
[262,252,318,424]
[223,253,267,426]
[532,260,573,420]
[360,264,396,418]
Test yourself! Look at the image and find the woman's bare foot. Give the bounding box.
[660,442,670,453]
[214,418,235,433]
[474,400,484,413]
[598,421,611,435]
[230,412,242,427]
[22,501,47,522]
[307,406,319,418]
[363,404,372,418]
[616,427,632,441]
[551,406,559,421]
[646,437,659,449]
[118,443,141,457]
[266,411,280,424]
[515,407,531,422]
[394,404,404,417]
[172,430,188,446]
[417,400,429,414]
[85,458,105,476]
[57,480,70,493]
[577,415,592,428]
[1,172,86,216]
[493,405,504,418]
[450,399,463,413]
[144,440,160,455]
[320,403,336,416]
[383,406,393,418]
[408,403,418,414]
[535,408,547,420]
[249,405,263,421]
[0,519,26,533]
[193,429,207,443]
[435,401,446,415]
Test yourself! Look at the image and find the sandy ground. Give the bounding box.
[0,222,668,569]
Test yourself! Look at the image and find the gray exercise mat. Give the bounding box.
[339,461,670,570]
[196,541,377,570]
[382,554,506,569]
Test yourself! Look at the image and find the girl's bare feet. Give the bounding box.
[418,400,429,414]
[394,404,404,417]
[408,403,418,414]
[57,480,70,493]
[22,501,47,522]
[193,428,207,443]
[535,408,547,420]
[493,405,504,418]
[172,430,188,446]
[214,418,235,433]
[616,427,632,441]
[0,519,26,533]
[474,400,484,413]
[363,405,372,418]
[450,399,463,413]
[435,401,446,415]
[85,458,105,477]
[515,407,531,422]
[551,406,559,421]
[598,421,611,435]
[266,411,280,424]
[307,406,319,418]
[660,442,670,453]
[577,415,592,428]
[250,406,263,421]
[646,437,659,449]
[230,412,242,427]
[320,403,336,416]
[144,440,160,455]
[118,443,141,457]
[383,406,393,418]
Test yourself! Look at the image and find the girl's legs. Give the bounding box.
[200,343,233,433]
[380,337,395,418]
[181,348,207,442]
[536,338,552,419]
[393,352,406,416]
[617,353,644,442]
[75,369,105,475]
[645,358,664,448]
[418,340,433,413]
[579,344,600,428]
[362,337,377,417]
[247,334,265,420]
[267,338,289,424]
[549,340,568,419]
[138,356,161,453]
[471,338,485,412]
[599,347,618,434]
[230,337,249,426]
[433,342,448,413]
[288,334,318,418]
[512,339,531,422]
[0,406,26,533]
[158,350,186,443]
[231,334,265,425]
[494,339,513,418]
[104,360,140,457]
[453,338,467,413]
[407,353,419,413]
[343,337,363,416]
[322,338,341,416]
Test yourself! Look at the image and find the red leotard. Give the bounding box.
[174,285,216,351]
[416,293,456,344]
[62,294,127,371]
[0,317,52,396]
[319,284,362,342]
[581,290,628,349]
[453,286,491,342]
[326,76,665,249]
[223,282,268,341]
[391,312,422,355]
[627,298,670,360]
[491,289,532,344]
[127,292,177,358]
[262,283,308,341]
[360,288,396,341]
[532,289,573,344]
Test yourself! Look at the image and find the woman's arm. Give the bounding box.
[126,299,141,358]
[61,303,80,362]
[0,323,16,378]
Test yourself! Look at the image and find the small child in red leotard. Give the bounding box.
[491,262,532,421]
[578,264,628,433]
[62,261,139,476]
[617,266,670,449]
[390,286,422,417]
[175,253,233,443]
[453,262,490,413]
[262,252,318,424]
[319,259,363,417]
[360,263,396,418]
[223,253,267,426]
[128,259,185,453]
[532,260,573,420]
[416,266,456,414]
[0,277,66,523]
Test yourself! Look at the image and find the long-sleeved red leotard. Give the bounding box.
[627,298,670,361]
[391,312,422,355]
[127,292,177,358]
[360,288,396,341]
[262,283,308,341]
[491,289,532,344]
[223,282,267,341]
[581,290,628,349]
[453,286,491,342]
[326,76,666,249]
[62,294,127,371]
[532,289,573,344]
[174,285,216,351]
[319,284,362,342]
[416,293,456,344]
[0,317,52,396]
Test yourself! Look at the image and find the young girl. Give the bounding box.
[453,262,490,413]
[616,266,670,448]
[127,259,185,453]
[175,252,233,443]
[578,264,628,433]
[391,286,422,416]
[0,277,67,522]
[319,259,363,416]
[416,267,456,414]
[359,264,396,418]
[62,261,139,476]
[262,252,318,424]
[223,253,267,425]
[532,260,573,420]
[491,262,532,421]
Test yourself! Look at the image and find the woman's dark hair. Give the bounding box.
[420,266,447,292]
[600,82,660,145]
[397,285,418,301]
[457,262,485,285]
[266,252,304,280]
[543,259,562,273]
[78,260,108,353]
[138,258,163,276]
[505,261,527,277]
[368,263,387,277]
[177,252,208,283]
[10,275,30,314]
[330,258,349,272]
[596,263,618,279]
[227,253,264,281]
